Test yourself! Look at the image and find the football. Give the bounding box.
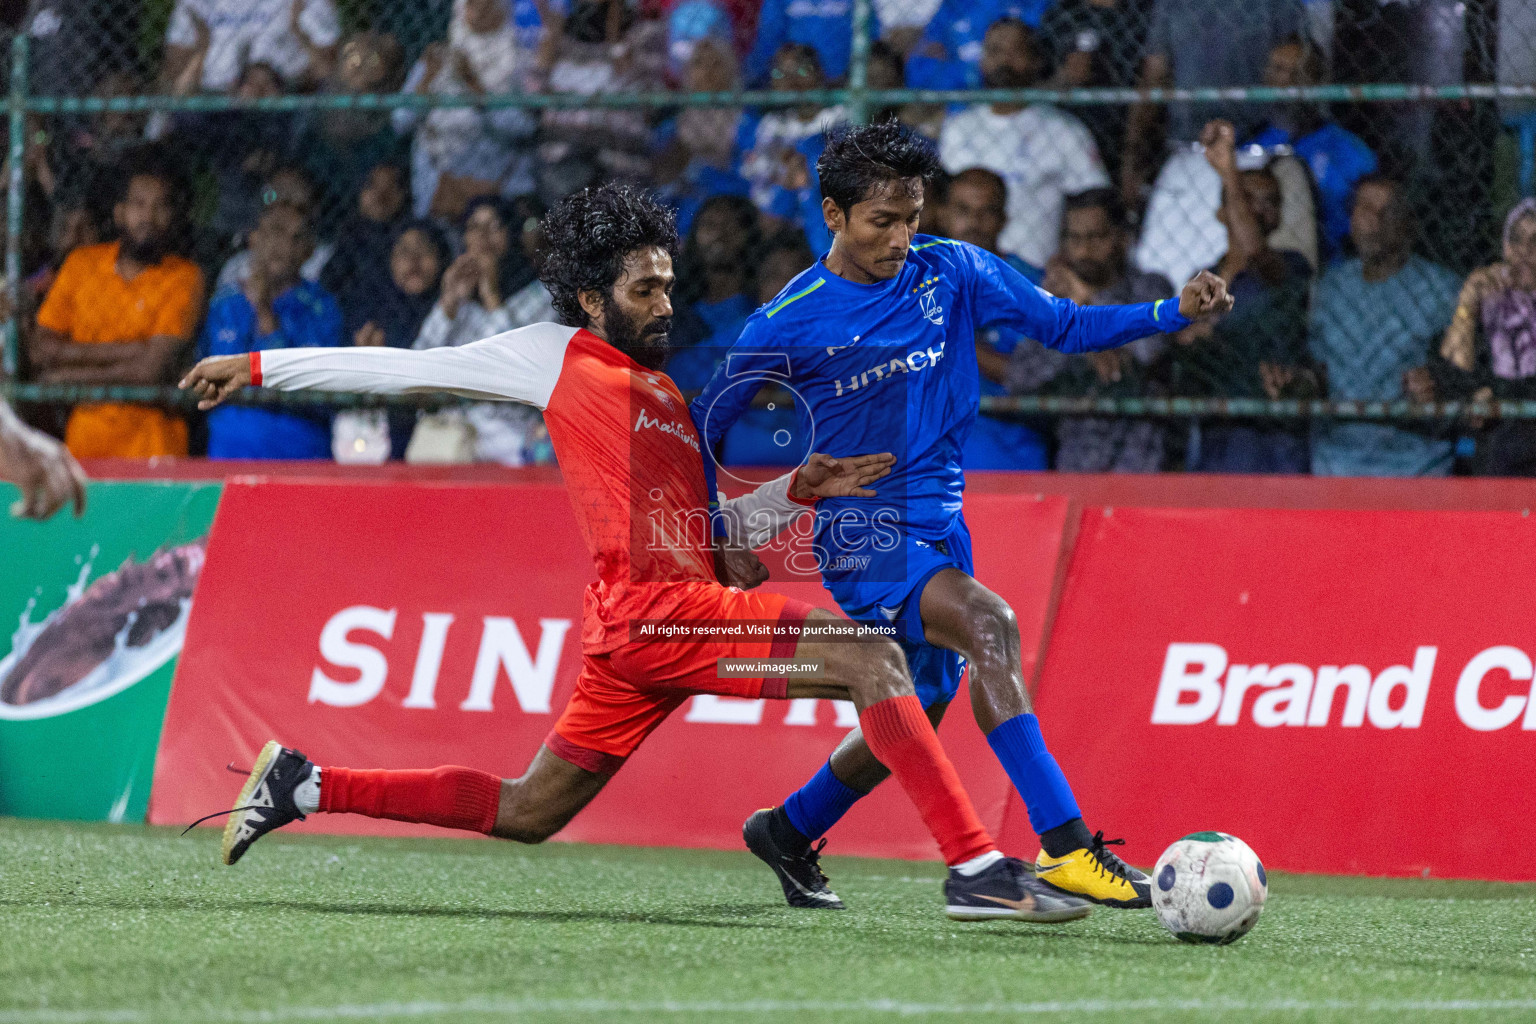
[1152,832,1268,944]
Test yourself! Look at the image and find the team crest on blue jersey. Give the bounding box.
[913,276,945,326]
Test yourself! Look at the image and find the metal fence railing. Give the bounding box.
[4,0,1535,474]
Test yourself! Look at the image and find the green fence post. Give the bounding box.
[3,32,25,378]
[848,0,872,125]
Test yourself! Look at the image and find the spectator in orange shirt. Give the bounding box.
[30,157,205,459]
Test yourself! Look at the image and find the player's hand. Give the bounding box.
[714,537,770,590]
[0,406,87,520]
[1178,269,1234,321]
[792,452,896,500]
[179,354,253,410]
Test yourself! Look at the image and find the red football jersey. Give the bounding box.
[255,323,732,653]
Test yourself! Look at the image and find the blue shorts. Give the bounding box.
[815,513,972,708]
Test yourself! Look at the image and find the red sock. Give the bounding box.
[860,695,997,865]
[318,765,502,835]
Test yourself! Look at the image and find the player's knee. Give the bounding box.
[954,590,1018,662]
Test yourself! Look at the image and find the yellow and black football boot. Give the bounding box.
[1034,831,1152,908]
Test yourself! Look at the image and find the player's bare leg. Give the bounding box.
[744,609,1090,922]
[751,570,1150,910]
[807,570,1149,907]
[491,746,610,843]
[792,557,1031,787]
[916,568,1033,732]
[214,741,611,865]
[917,569,1149,906]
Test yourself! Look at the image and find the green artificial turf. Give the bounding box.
[3,818,1535,1023]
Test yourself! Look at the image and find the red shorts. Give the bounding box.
[547,585,814,773]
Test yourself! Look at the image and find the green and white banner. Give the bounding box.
[0,482,221,822]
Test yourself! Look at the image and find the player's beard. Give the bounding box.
[603,294,671,371]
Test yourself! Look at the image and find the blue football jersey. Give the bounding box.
[691,236,1189,541]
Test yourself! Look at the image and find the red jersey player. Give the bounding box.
[179,183,1090,923]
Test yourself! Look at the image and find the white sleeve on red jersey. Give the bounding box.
[254,322,578,410]
[717,469,815,549]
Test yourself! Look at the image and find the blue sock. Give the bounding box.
[986,713,1081,836]
[783,760,865,841]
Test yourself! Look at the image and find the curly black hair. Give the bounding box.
[538,182,679,328]
[817,120,943,215]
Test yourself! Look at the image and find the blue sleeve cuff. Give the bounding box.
[1150,298,1191,331]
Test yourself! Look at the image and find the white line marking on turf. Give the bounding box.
[6,999,1536,1021]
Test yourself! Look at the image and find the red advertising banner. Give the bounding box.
[151,479,1068,861]
[1027,505,1536,881]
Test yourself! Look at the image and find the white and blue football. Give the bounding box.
[1152,832,1267,944]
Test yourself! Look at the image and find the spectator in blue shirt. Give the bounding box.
[743,0,875,86]
[201,200,343,459]
[906,0,1052,89]
[1310,175,1459,476]
[1248,36,1378,265]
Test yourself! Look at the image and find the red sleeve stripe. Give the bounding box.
[249,351,263,387]
[787,468,817,507]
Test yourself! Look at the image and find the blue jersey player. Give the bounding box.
[692,122,1233,912]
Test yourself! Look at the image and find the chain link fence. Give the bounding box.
[2,0,1535,473]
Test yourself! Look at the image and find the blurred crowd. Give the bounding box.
[3,0,1536,476]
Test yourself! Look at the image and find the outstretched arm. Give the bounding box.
[180,324,576,411]
[966,243,1232,356]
